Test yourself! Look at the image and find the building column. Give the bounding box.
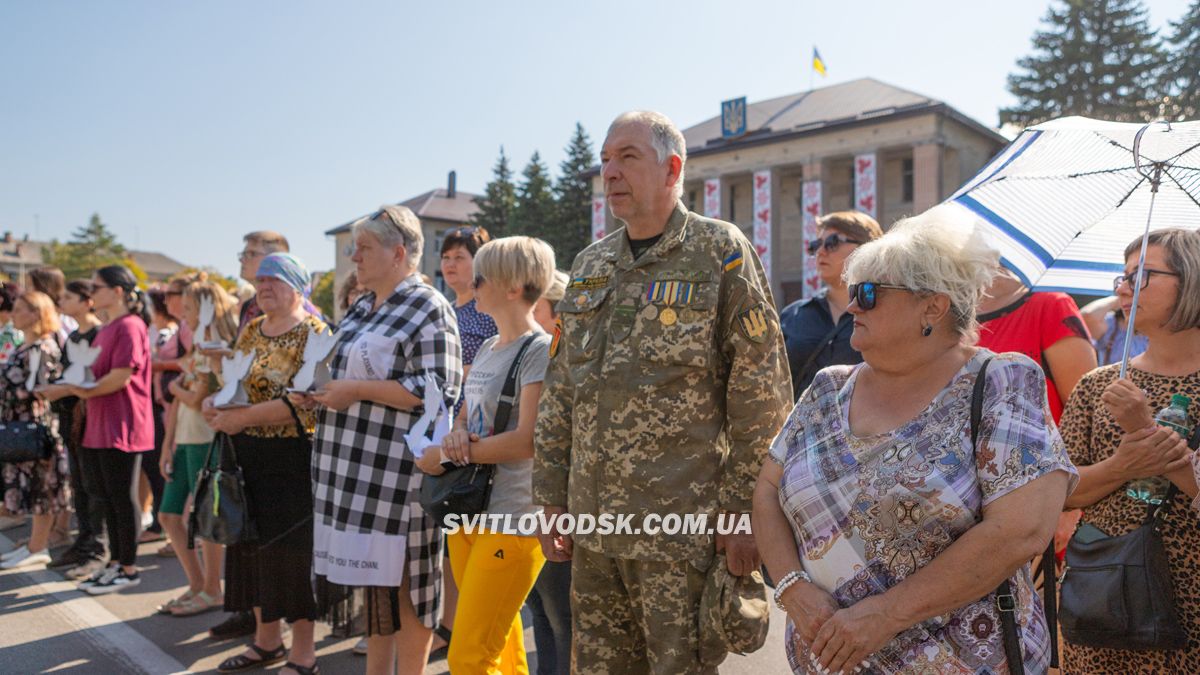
[913,142,943,213]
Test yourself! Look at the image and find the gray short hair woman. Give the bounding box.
[753,211,1077,674]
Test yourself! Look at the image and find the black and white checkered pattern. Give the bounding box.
[312,274,462,627]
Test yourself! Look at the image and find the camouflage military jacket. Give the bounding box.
[534,202,792,561]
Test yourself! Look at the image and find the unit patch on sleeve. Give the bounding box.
[736,303,770,343]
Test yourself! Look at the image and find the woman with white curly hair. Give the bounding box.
[752,206,1077,674]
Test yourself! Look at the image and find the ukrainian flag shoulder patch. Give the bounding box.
[723,251,743,272]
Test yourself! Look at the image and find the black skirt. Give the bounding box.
[223,433,316,624]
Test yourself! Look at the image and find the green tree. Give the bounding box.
[513,151,556,243]
[1164,0,1200,120]
[43,213,141,282]
[470,147,517,238]
[1002,0,1165,126]
[552,123,596,267]
[311,271,335,320]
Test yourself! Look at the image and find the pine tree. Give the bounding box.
[513,152,556,242]
[1163,0,1200,120]
[470,147,517,237]
[552,123,596,267]
[1002,0,1166,126]
[43,213,142,281]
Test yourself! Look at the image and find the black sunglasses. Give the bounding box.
[807,233,862,256]
[847,281,914,310]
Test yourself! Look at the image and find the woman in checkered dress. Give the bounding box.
[303,205,462,675]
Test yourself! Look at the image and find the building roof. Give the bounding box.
[325,187,482,236]
[128,250,189,279]
[682,78,1007,156]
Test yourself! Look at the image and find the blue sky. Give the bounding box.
[0,0,1191,276]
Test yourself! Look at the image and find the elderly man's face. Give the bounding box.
[601,122,672,222]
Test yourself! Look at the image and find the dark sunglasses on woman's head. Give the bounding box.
[1113,268,1180,292]
[847,281,914,310]
[807,233,863,256]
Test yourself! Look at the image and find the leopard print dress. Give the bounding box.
[1058,364,1200,674]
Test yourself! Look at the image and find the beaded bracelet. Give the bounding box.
[773,569,813,610]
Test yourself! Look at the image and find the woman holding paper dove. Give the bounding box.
[414,236,554,675]
[0,291,69,569]
[301,205,462,675]
[200,253,326,675]
[65,265,155,595]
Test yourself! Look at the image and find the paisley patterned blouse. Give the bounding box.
[231,314,325,438]
[769,350,1077,674]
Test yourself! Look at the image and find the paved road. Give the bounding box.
[0,523,792,674]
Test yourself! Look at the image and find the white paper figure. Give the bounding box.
[212,348,256,408]
[291,327,339,392]
[403,374,450,460]
[24,348,41,392]
[195,295,227,350]
[61,339,101,386]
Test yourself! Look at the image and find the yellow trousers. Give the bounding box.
[447,529,546,675]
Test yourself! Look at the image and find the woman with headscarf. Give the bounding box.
[203,253,327,675]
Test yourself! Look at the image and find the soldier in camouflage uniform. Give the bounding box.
[533,111,792,674]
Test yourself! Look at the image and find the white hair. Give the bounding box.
[609,110,687,200]
[844,204,1000,340]
[352,204,424,271]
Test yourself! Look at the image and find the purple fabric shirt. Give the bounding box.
[84,314,154,452]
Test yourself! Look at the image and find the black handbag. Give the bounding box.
[1059,482,1187,650]
[188,431,258,548]
[421,335,537,523]
[0,421,54,463]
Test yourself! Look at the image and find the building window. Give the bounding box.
[688,189,698,211]
[848,165,856,209]
[902,158,914,203]
[729,184,737,222]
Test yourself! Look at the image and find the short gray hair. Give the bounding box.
[352,204,424,271]
[1124,228,1200,332]
[609,110,687,200]
[844,204,1000,342]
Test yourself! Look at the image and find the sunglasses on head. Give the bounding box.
[847,281,914,310]
[807,233,862,256]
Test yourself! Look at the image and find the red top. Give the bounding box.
[977,292,1091,422]
[85,314,155,452]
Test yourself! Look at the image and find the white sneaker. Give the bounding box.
[1,544,29,561]
[0,547,51,569]
[85,567,140,595]
[79,563,118,590]
[140,511,153,530]
[353,637,369,655]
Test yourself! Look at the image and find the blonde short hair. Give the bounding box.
[844,204,999,340]
[474,236,557,304]
[543,270,569,304]
[18,291,61,340]
[1124,228,1200,332]
[352,205,424,272]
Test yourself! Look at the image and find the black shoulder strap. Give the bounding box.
[492,335,537,434]
[795,319,846,394]
[970,356,1028,675]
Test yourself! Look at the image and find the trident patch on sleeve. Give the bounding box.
[736,303,770,343]
[549,317,563,358]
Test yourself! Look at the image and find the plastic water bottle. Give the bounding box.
[1127,394,1191,504]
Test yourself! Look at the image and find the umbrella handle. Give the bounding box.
[1132,120,1172,187]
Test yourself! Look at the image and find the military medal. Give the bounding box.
[660,307,677,326]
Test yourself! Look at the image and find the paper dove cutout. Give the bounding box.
[403,374,450,460]
[291,327,339,392]
[61,339,102,386]
[195,296,227,350]
[212,348,256,408]
[24,348,41,392]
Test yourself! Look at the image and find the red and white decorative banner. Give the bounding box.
[753,170,772,281]
[591,196,606,241]
[802,179,823,298]
[854,153,877,218]
[703,178,721,218]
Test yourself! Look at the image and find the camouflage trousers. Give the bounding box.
[571,545,717,675]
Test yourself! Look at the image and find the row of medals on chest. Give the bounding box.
[572,287,695,326]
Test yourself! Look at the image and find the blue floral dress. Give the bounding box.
[770,350,1077,673]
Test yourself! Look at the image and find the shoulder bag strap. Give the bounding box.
[492,335,537,434]
[795,320,846,392]
[970,357,1026,675]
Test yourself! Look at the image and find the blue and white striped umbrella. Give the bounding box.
[945,117,1200,295]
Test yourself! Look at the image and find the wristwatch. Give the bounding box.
[773,569,813,610]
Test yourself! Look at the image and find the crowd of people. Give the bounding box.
[2,109,1200,675]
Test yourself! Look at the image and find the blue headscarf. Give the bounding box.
[256,252,311,297]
